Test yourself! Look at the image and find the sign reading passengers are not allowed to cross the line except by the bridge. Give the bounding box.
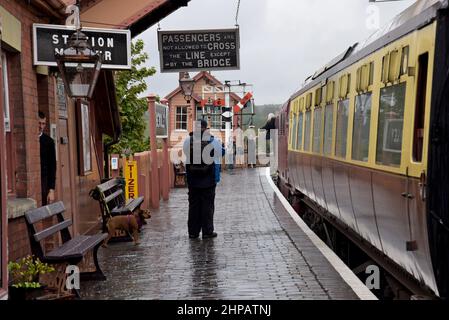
[157,28,240,73]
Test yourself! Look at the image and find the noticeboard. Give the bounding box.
[158,28,240,73]
[155,103,169,138]
[33,24,131,69]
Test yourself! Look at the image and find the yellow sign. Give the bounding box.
[124,160,138,200]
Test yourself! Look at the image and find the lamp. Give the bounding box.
[55,5,102,100]
[179,72,195,103]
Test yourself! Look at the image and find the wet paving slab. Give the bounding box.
[81,168,359,300]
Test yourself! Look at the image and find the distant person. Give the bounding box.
[183,120,225,239]
[247,125,257,168]
[260,113,276,155]
[39,111,56,205]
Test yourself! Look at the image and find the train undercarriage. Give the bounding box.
[274,174,437,300]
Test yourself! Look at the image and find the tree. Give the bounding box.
[107,39,156,155]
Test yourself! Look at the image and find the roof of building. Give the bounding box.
[165,71,242,102]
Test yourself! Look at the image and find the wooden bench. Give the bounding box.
[89,178,144,240]
[24,201,108,297]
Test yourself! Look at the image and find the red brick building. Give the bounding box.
[0,0,191,299]
[165,71,244,148]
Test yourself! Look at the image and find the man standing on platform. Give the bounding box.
[39,111,56,205]
[183,120,224,239]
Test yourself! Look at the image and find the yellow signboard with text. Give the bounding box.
[124,160,138,200]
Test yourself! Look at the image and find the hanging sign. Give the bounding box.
[33,24,131,69]
[158,28,240,73]
[124,160,138,200]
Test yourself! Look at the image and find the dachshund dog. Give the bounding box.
[102,209,151,247]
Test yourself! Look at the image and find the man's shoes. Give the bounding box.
[189,234,199,239]
[202,232,217,239]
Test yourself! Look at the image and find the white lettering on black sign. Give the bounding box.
[33,24,131,69]
[158,28,240,73]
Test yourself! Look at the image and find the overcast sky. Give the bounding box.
[136,0,416,105]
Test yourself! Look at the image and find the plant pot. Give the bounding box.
[8,285,47,300]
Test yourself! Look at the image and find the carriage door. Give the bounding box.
[56,78,75,233]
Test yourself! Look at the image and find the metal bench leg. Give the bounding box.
[80,244,106,281]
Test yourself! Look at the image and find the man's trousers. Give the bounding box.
[188,186,216,236]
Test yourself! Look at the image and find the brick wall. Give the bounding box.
[7,217,31,263]
[1,0,56,264]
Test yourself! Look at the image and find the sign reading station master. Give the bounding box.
[158,28,240,73]
[33,24,131,69]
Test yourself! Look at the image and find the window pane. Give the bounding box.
[324,104,333,156]
[296,113,303,150]
[304,111,311,151]
[291,114,297,149]
[352,93,372,162]
[376,83,406,167]
[313,108,322,153]
[196,106,203,121]
[335,99,349,158]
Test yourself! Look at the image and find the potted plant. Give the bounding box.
[8,255,55,300]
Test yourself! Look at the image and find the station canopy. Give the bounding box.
[60,0,190,37]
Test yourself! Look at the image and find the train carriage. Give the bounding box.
[275,0,449,298]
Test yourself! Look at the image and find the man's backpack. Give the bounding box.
[188,135,214,175]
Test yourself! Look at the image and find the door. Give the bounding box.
[58,119,74,227]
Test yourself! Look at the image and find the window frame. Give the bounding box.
[335,98,350,159]
[175,106,189,131]
[352,92,373,162]
[76,100,93,176]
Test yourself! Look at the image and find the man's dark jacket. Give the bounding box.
[40,133,56,193]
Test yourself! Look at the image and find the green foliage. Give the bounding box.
[107,39,156,155]
[8,255,55,288]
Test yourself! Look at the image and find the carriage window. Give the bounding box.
[376,82,406,167]
[313,107,322,153]
[291,113,298,150]
[323,104,333,156]
[335,99,349,158]
[304,111,311,151]
[352,93,372,162]
[296,113,304,150]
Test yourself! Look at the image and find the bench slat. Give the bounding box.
[126,197,144,212]
[25,201,65,224]
[104,189,123,203]
[34,219,73,242]
[96,179,121,193]
[45,233,108,261]
[111,197,144,215]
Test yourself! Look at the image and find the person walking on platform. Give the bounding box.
[183,120,225,239]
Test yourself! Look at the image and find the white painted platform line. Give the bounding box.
[264,168,378,300]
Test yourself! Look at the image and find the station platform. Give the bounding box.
[81,168,376,300]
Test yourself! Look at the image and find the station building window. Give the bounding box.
[323,104,333,156]
[352,93,372,162]
[376,83,406,167]
[296,113,303,150]
[335,99,349,158]
[196,105,203,121]
[176,106,188,130]
[312,107,322,153]
[304,111,311,151]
